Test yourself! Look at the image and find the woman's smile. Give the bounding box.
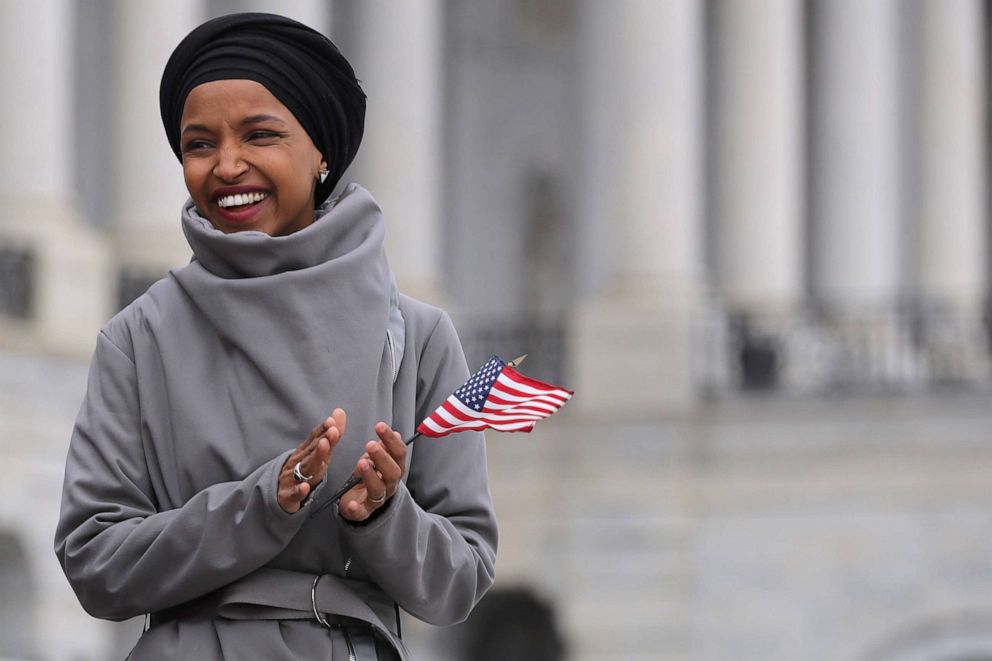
[210,185,271,226]
[179,79,325,236]
[215,189,269,209]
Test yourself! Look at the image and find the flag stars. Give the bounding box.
[451,355,508,409]
[417,353,571,438]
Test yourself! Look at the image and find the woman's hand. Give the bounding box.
[278,408,346,513]
[339,422,406,522]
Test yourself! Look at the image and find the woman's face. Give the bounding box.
[179,79,325,236]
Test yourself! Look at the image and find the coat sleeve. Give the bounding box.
[335,311,498,626]
[54,331,309,621]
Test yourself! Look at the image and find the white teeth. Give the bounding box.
[217,192,267,208]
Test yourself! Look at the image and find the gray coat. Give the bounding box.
[54,186,498,659]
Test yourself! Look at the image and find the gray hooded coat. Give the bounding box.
[55,184,498,659]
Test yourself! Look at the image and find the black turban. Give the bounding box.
[159,12,366,207]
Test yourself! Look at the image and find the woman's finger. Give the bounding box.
[375,425,406,477]
[297,416,333,452]
[293,411,340,466]
[278,477,311,513]
[300,434,335,482]
[360,454,385,486]
[353,456,386,508]
[289,438,321,478]
[331,407,347,438]
[338,473,374,522]
[342,494,367,521]
[375,422,406,459]
[277,412,344,513]
[311,435,333,478]
[300,415,340,461]
[365,440,400,487]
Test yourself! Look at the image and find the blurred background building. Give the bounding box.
[2,0,992,659]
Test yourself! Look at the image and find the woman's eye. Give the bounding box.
[247,130,280,141]
[182,140,211,153]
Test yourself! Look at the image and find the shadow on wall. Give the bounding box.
[441,586,567,661]
[0,532,36,659]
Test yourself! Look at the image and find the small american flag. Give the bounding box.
[417,355,573,438]
[317,354,575,510]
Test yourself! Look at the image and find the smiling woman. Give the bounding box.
[180,80,325,236]
[54,12,497,661]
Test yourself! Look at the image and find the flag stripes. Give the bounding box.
[416,355,573,438]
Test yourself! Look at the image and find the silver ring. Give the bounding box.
[293,461,313,483]
[369,491,387,505]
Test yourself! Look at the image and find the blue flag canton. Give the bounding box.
[453,356,506,412]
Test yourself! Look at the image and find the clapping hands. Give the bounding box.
[278,408,346,513]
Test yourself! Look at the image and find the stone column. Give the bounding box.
[915,0,988,381]
[809,0,903,305]
[0,0,111,358]
[917,0,986,308]
[110,1,202,289]
[223,0,329,31]
[708,0,804,392]
[711,0,804,312]
[348,1,444,304]
[572,0,705,414]
[808,0,914,387]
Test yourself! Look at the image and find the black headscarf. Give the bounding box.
[159,12,366,207]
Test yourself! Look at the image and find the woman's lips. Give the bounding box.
[213,195,270,226]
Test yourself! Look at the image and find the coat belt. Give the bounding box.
[149,567,408,659]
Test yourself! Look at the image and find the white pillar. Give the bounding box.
[349,1,444,304]
[914,0,988,383]
[110,0,201,273]
[809,0,903,305]
[230,0,329,32]
[0,0,111,358]
[0,4,71,202]
[572,0,705,414]
[917,0,986,309]
[807,1,922,388]
[711,0,804,312]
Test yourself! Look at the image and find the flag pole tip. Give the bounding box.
[508,354,528,368]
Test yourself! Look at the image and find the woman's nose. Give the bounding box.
[213,143,248,181]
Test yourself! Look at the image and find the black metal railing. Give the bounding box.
[697,300,992,396]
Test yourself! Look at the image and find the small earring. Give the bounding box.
[318,168,329,184]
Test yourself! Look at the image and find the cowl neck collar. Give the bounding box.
[168,183,396,492]
[181,183,383,280]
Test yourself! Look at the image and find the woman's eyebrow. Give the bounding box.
[241,114,288,127]
[181,123,211,135]
[181,115,288,136]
